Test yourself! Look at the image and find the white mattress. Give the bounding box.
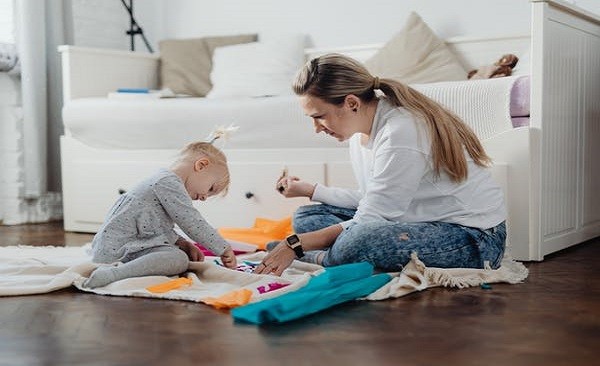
[63,76,522,150]
[62,95,344,149]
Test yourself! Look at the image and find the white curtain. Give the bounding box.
[16,0,47,198]
[0,0,65,224]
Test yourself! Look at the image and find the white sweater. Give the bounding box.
[311,98,506,230]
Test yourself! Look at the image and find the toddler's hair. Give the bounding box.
[177,142,230,196]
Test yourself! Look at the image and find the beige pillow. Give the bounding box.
[159,34,258,97]
[364,12,467,84]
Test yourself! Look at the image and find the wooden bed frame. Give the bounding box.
[59,0,600,261]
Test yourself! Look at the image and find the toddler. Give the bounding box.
[83,140,237,288]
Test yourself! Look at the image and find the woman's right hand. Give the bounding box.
[275,175,315,199]
[253,239,295,276]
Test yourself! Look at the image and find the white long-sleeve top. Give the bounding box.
[311,98,506,230]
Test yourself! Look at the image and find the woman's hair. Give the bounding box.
[292,53,491,182]
[177,142,230,195]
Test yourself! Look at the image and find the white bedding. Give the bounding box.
[62,76,522,150]
[63,95,343,150]
[412,76,518,140]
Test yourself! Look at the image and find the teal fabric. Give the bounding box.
[231,262,391,324]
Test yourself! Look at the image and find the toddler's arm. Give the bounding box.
[153,175,230,256]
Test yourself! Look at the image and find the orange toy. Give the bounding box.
[146,277,192,293]
[218,216,293,250]
[203,289,253,309]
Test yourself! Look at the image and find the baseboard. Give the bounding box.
[0,192,63,225]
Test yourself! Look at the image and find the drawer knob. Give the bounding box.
[245,192,254,199]
[118,188,127,195]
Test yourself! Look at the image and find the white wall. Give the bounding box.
[70,0,130,50]
[0,0,14,43]
[159,0,533,47]
[133,0,164,52]
[67,0,600,51]
[150,0,600,47]
[70,0,162,53]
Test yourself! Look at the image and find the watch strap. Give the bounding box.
[285,234,305,258]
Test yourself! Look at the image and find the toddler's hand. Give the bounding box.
[220,248,237,269]
[177,239,205,262]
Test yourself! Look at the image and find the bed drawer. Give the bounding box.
[66,160,169,229]
[198,162,326,228]
[63,158,326,231]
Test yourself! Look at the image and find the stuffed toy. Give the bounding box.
[468,54,519,79]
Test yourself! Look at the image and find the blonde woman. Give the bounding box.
[255,54,506,276]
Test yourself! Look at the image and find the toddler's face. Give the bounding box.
[187,161,228,201]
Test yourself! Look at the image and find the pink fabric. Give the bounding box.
[511,117,530,128]
[510,75,530,117]
[257,282,290,294]
[193,243,247,256]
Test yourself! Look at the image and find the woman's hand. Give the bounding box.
[176,239,205,262]
[220,248,237,269]
[275,175,316,199]
[253,240,296,276]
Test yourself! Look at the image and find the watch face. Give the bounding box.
[287,234,300,245]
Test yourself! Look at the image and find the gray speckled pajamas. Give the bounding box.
[84,169,229,288]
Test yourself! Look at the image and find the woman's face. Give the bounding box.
[299,95,358,142]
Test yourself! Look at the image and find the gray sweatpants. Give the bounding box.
[83,245,189,288]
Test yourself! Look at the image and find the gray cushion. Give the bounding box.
[159,34,258,97]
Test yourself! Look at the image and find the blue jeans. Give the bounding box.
[293,204,506,272]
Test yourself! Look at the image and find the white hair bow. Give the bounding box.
[207,124,240,144]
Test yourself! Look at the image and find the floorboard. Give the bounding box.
[0,222,598,366]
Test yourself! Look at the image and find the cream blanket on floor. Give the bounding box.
[0,244,528,302]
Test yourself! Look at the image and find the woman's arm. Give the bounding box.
[277,176,362,209]
[253,224,343,276]
[311,183,362,209]
[297,224,343,251]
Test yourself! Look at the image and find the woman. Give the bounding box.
[254,54,506,276]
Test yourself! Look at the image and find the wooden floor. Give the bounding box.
[1,221,599,366]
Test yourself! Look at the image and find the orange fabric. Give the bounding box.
[202,289,253,309]
[218,216,293,250]
[146,277,192,293]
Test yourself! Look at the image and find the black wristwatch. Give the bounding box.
[285,234,305,259]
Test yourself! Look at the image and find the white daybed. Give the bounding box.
[59,0,600,261]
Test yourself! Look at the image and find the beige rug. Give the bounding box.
[0,244,529,303]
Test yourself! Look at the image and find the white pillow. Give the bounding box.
[206,34,306,98]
